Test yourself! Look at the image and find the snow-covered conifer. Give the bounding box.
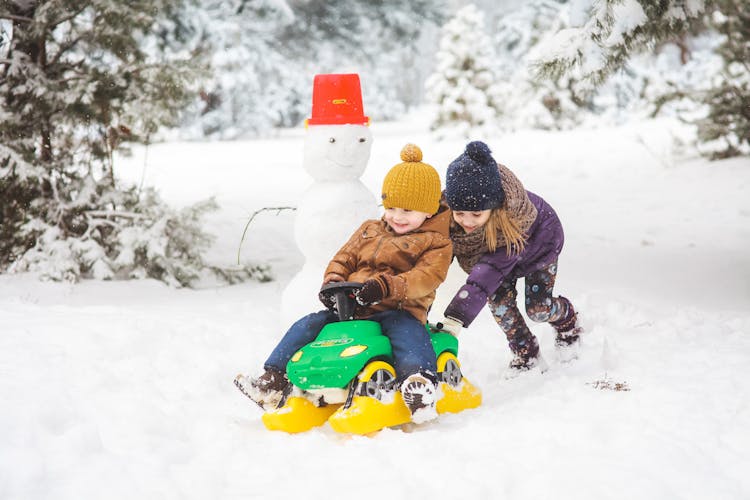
[425,4,503,137]
[694,1,750,158]
[530,0,748,158]
[492,0,588,130]
[0,0,265,286]
[532,0,709,90]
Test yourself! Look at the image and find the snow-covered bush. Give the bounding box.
[0,1,269,287]
[425,4,504,137]
[3,174,271,287]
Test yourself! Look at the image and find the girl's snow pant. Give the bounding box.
[487,260,572,355]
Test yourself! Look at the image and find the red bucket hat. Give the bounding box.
[306,73,369,126]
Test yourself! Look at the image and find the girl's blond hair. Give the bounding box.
[486,207,527,255]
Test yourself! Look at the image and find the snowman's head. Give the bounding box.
[303,124,373,181]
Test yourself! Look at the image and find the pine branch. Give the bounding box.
[48,36,86,66]
[85,210,148,220]
[0,14,33,23]
[46,3,92,31]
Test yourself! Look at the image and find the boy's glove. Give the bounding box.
[355,276,389,306]
[318,288,336,311]
[436,317,463,337]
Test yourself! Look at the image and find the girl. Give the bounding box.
[437,141,583,373]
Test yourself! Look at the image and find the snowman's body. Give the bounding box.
[280,124,378,328]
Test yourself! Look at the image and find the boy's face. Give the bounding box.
[384,207,432,234]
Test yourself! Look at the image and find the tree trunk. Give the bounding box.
[674,35,690,65]
[37,35,52,163]
[10,2,52,163]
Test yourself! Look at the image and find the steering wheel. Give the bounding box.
[319,281,364,321]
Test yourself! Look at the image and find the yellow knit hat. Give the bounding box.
[381,144,442,214]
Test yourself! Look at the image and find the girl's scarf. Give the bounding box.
[451,225,490,273]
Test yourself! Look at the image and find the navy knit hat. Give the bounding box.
[445,141,505,211]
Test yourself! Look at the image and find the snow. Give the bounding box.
[2,112,750,499]
[605,0,647,47]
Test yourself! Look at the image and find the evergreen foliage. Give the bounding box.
[694,1,750,158]
[529,0,748,158]
[0,0,266,286]
[425,3,503,137]
[532,0,709,89]
[492,0,587,130]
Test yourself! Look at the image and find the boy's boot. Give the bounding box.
[551,297,583,362]
[234,367,290,411]
[400,372,438,424]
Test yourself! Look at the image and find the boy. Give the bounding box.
[235,143,452,423]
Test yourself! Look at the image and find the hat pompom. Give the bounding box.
[400,143,422,163]
[465,141,493,164]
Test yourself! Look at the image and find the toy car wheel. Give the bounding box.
[361,369,395,400]
[437,352,462,387]
[357,360,397,401]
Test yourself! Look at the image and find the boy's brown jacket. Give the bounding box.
[323,207,453,324]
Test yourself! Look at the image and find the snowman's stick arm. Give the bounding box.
[237,206,297,265]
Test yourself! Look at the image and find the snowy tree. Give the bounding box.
[530,0,748,158]
[181,0,446,139]
[531,0,710,90]
[693,1,750,158]
[425,3,504,137]
[0,0,266,286]
[491,0,589,130]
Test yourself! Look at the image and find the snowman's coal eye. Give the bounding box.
[329,137,336,143]
[358,137,366,143]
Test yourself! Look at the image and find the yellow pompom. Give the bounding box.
[400,143,422,163]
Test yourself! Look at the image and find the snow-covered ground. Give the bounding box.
[2,113,749,499]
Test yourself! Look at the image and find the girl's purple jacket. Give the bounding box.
[444,192,564,327]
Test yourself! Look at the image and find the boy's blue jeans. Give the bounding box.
[265,309,437,383]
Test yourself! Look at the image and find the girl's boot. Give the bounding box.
[551,297,583,361]
[506,334,547,376]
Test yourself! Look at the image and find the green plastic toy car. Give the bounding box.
[261,281,481,434]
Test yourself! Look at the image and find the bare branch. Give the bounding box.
[237,206,296,264]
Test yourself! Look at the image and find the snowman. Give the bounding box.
[280,74,378,328]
